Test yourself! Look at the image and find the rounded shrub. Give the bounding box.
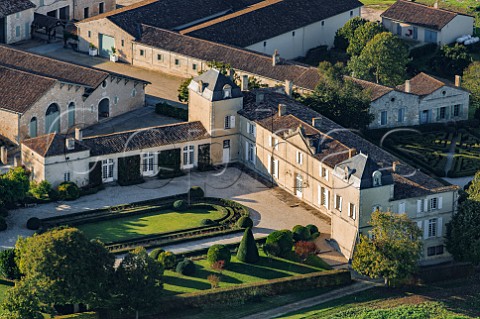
[26,217,41,230]
[207,244,231,268]
[0,218,6,231]
[173,199,188,211]
[292,225,311,242]
[306,224,320,239]
[236,216,254,228]
[149,248,165,260]
[265,230,293,257]
[188,186,204,199]
[201,218,216,226]
[57,182,80,201]
[158,251,176,269]
[176,259,196,276]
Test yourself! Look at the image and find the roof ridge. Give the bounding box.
[395,0,460,15]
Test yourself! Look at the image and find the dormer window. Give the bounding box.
[372,170,382,187]
[223,84,232,99]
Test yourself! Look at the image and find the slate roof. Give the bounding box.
[346,76,394,101]
[396,72,460,96]
[381,0,470,30]
[83,121,209,156]
[335,153,394,188]
[0,0,35,18]
[240,88,458,198]
[0,46,108,88]
[0,66,56,114]
[189,69,242,101]
[184,0,363,47]
[138,26,320,91]
[23,133,90,157]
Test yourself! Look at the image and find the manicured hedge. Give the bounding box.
[207,244,231,268]
[57,182,80,201]
[117,155,144,186]
[237,216,254,228]
[173,200,188,211]
[26,217,41,230]
[265,230,294,257]
[176,259,196,276]
[155,102,188,120]
[417,262,474,283]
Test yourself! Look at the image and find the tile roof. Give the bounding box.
[138,26,320,91]
[381,0,469,30]
[183,0,362,47]
[240,88,458,197]
[0,0,35,18]
[23,133,90,157]
[83,121,209,156]
[0,46,108,88]
[396,72,460,96]
[346,76,394,101]
[0,66,56,114]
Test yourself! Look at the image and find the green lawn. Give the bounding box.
[163,251,330,295]
[77,204,227,243]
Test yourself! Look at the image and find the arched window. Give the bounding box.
[98,98,110,118]
[68,102,75,128]
[223,84,232,99]
[45,103,60,133]
[372,170,382,187]
[29,117,37,138]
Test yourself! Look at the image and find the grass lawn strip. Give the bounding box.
[163,251,329,295]
[77,204,226,243]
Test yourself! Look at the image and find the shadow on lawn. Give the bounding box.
[163,274,211,292]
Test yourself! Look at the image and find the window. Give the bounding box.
[84,7,89,19]
[453,104,460,117]
[224,115,235,129]
[64,172,71,182]
[398,108,405,123]
[121,39,124,47]
[223,84,232,99]
[335,194,342,212]
[413,27,418,40]
[428,218,437,238]
[15,12,20,19]
[39,0,45,6]
[15,26,20,38]
[246,142,256,164]
[269,136,279,150]
[99,2,105,14]
[438,107,446,120]
[425,30,438,43]
[295,174,303,197]
[102,159,114,182]
[372,170,382,187]
[268,154,279,178]
[29,117,37,138]
[102,80,107,88]
[292,31,295,37]
[319,186,329,209]
[68,102,75,128]
[131,88,137,97]
[350,10,353,16]
[380,111,387,126]
[175,59,180,65]
[157,54,162,61]
[140,49,144,56]
[321,166,329,181]
[348,203,356,220]
[183,145,194,167]
[45,103,60,134]
[430,197,439,210]
[142,152,155,175]
[88,31,91,38]
[399,202,406,214]
[192,63,197,70]
[296,151,303,165]
[263,41,267,47]
[247,122,256,136]
[321,21,324,26]
[114,96,119,104]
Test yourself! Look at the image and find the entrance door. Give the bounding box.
[425,30,438,43]
[295,174,303,198]
[420,110,429,124]
[99,34,115,57]
[222,140,230,164]
[0,18,5,44]
[98,98,110,118]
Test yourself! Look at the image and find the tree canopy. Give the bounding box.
[352,211,422,286]
[432,44,472,79]
[300,61,373,130]
[347,21,386,57]
[0,281,43,319]
[348,32,409,86]
[334,17,367,51]
[463,61,480,113]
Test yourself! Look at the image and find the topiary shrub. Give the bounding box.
[173,199,188,211]
[158,251,176,269]
[0,218,6,231]
[149,248,165,260]
[236,216,254,228]
[26,217,41,230]
[207,244,231,268]
[201,218,216,226]
[188,186,204,199]
[237,227,259,263]
[57,182,80,201]
[306,224,320,239]
[176,259,196,276]
[292,225,311,242]
[29,180,52,200]
[265,230,294,257]
[0,249,20,280]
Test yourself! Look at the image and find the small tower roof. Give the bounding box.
[189,69,242,101]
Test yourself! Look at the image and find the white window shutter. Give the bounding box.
[424,199,429,212]
[438,196,443,209]
[267,154,272,174]
[274,159,279,177]
[245,141,248,161]
[317,185,321,206]
[417,220,422,232]
[325,169,329,181]
[326,189,330,209]
[339,197,343,212]
[230,116,236,128]
[348,203,351,216]
[274,138,278,150]
[268,136,272,147]
[399,202,405,214]
[253,146,256,164]
[353,206,356,220]
[247,122,250,133]
[417,200,421,213]
[437,217,443,237]
[253,125,256,137]
[423,222,429,239]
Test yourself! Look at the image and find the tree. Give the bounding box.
[0,167,30,206]
[0,281,43,319]
[177,77,193,102]
[0,248,20,280]
[433,44,472,79]
[465,170,480,201]
[113,247,163,319]
[446,199,480,264]
[348,32,409,86]
[15,227,114,307]
[236,227,260,263]
[463,61,480,113]
[352,211,422,286]
[347,21,386,57]
[300,61,373,130]
[334,17,368,51]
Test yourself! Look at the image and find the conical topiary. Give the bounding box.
[236,227,259,263]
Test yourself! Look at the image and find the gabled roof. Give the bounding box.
[184,0,363,47]
[381,0,471,31]
[0,66,56,114]
[23,133,90,157]
[0,46,108,88]
[346,76,394,101]
[396,72,462,96]
[138,26,320,91]
[0,0,35,18]
[189,69,242,101]
[335,153,394,188]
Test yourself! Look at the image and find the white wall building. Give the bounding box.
[0,0,35,44]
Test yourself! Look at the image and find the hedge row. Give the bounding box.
[155,102,188,121]
[416,262,474,283]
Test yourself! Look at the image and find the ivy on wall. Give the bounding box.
[88,162,103,187]
[117,155,144,186]
[158,149,183,179]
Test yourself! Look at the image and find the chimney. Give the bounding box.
[228,68,235,81]
[348,148,356,158]
[66,137,75,151]
[312,117,321,128]
[455,75,461,87]
[241,75,249,91]
[278,103,286,117]
[75,127,83,141]
[404,80,411,93]
[272,49,280,66]
[392,161,401,172]
[198,80,204,93]
[285,80,293,97]
[255,92,265,104]
[0,146,7,165]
